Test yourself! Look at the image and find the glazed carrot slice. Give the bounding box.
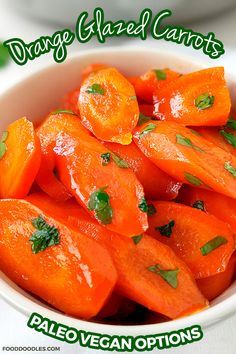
[153,67,231,126]
[79,67,139,144]
[0,117,41,198]
[178,185,236,232]
[147,201,235,279]
[81,63,109,82]
[0,199,117,319]
[104,141,182,200]
[36,113,148,237]
[27,192,207,319]
[196,126,236,157]
[133,68,180,103]
[196,252,236,301]
[133,121,236,199]
[62,87,81,115]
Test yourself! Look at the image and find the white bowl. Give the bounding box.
[0,47,236,336]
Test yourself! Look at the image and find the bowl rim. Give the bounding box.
[1,46,236,335]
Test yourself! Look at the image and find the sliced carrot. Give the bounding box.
[27,192,207,319]
[133,120,236,199]
[81,63,109,82]
[178,185,236,232]
[78,67,139,144]
[97,292,124,319]
[104,141,182,200]
[196,252,236,301]
[153,67,231,126]
[0,199,117,319]
[36,113,148,237]
[133,68,180,103]
[196,126,236,157]
[147,201,235,279]
[62,87,80,115]
[0,117,41,198]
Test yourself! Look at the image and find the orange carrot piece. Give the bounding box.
[196,252,236,301]
[133,68,180,103]
[104,141,182,200]
[178,185,236,233]
[81,63,109,82]
[0,117,41,198]
[196,126,236,157]
[62,87,81,115]
[147,201,235,279]
[0,199,117,319]
[79,67,139,144]
[36,113,148,237]
[153,67,231,126]
[133,120,236,199]
[27,192,207,319]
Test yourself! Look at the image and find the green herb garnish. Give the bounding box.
[195,93,215,110]
[139,123,156,138]
[184,172,203,187]
[88,187,113,224]
[111,153,129,168]
[101,152,129,168]
[147,264,179,288]
[220,130,236,148]
[51,109,76,115]
[192,200,205,212]
[138,196,148,213]
[132,234,143,245]
[224,161,236,178]
[154,69,166,80]
[0,42,10,68]
[156,220,175,238]
[138,113,151,126]
[0,130,8,159]
[226,116,236,131]
[200,236,228,256]
[147,204,157,216]
[129,95,137,100]
[190,129,201,136]
[30,215,60,254]
[176,134,204,152]
[101,153,111,166]
[86,83,105,95]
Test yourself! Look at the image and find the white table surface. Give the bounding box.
[0,2,236,353]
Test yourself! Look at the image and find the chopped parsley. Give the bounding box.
[156,220,175,238]
[192,200,205,212]
[224,161,236,178]
[147,204,157,216]
[51,109,76,115]
[88,187,113,224]
[86,83,105,95]
[138,196,148,213]
[0,130,8,159]
[129,95,137,100]
[176,134,204,152]
[200,236,228,256]
[139,123,156,138]
[101,152,129,168]
[153,69,167,80]
[132,234,143,245]
[138,113,151,126]
[184,172,203,187]
[147,264,179,288]
[195,93,215,110]
[220,130,236,148]
[226,116,236,131]
[30,215,60,254]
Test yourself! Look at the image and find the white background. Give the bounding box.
[0,1,236,353]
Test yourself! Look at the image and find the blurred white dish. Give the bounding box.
[0,47,236,336]
[4,0,236,25]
